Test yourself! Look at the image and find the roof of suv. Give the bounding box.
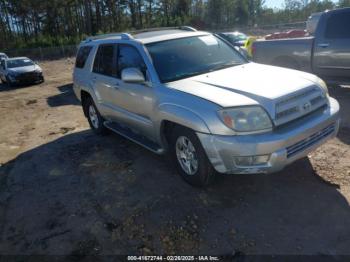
[133,29,208,43]
[82,27,210,45]
[7,57,30,61]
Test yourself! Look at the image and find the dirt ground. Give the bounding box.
[0,59,349,257]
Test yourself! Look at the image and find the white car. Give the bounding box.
[0,57,44,86]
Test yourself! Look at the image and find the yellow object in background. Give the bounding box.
[244,36,257,58]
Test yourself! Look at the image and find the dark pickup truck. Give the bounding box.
[252,8,350,82]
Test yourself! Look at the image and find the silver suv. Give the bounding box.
[73,27,340,187]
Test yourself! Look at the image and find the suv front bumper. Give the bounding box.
[197,97,340,174]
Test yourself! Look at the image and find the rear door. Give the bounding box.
[313,9,350,78]
[90,44,120,120]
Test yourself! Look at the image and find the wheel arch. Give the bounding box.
[80,90,92,117]
[157,104,211,150]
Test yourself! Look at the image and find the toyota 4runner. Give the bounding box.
[73,27,340,187]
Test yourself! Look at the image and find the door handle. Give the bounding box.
[105,83,119,89]
[318,43,329,48]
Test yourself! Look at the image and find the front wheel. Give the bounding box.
[170,126,216,187]
[83,97,107,135]
[5,76,14,87]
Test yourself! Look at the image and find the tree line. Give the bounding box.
[0,0,349,50]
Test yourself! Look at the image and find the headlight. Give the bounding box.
[218,106,272,133]
[315,77,328,94]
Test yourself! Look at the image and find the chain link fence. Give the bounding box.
[3,21,306,61]
[217,21,306,36]
[5,45,78,61]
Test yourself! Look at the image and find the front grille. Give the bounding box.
[17,71,40,81]
[275,86,327,126]
[286,123,335,158]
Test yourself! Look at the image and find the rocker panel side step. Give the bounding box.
[104,121,164,154]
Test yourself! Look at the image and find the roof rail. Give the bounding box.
[83,26,197,42]
[84,33,133,42]
[129,26,197,34]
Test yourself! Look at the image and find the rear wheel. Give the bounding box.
[170,126,216,187]
[83,97,107,135]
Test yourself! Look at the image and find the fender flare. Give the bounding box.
[157,103,211,136]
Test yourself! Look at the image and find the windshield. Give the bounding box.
[7,59,34,69]
[146,35,247,82]
[225,33,247,42]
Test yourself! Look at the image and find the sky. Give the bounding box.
[264,0,285,9]
[264,0,338,9]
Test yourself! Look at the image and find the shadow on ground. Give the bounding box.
[0,81,42,92]
[0,130,349,256]
[47,83,80,107]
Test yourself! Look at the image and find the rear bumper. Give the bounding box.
[197,97,340,174]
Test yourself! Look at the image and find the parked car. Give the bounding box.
[265,29,308,40]
[218,31,248,47]
[73,27,340,187]
[0,57,44,86]
[252,7,350,82]
[0,53,8,61]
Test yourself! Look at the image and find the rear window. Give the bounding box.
[75,46,92,68]
[325,11,350,39]
[93,44,115,77]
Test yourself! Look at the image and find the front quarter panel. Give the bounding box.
[154,86,238,146]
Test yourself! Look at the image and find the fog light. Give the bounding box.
[234,155,270,167]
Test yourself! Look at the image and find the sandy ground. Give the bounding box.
[0,59,349,257]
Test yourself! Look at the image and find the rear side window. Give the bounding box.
[325,12,350,39]
[75,46,92,68]
[117,45,147,78]
[93,44,116,77]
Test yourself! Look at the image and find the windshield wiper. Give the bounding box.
[163,62,243,82]
[164,70,210,82]
[208,62,242,72]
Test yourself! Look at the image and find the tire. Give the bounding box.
[170,126,216,187]
[5,76,13,87]
[83,97,107,135]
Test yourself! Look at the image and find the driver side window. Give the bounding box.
[117,44,147,80]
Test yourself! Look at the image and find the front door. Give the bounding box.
[313,9,350,79]
[111,44,156,141]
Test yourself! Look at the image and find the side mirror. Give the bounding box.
[121,68,145,83]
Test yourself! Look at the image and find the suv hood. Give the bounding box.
[166,62,322,110]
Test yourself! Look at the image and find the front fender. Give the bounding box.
[157,103,211,134]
